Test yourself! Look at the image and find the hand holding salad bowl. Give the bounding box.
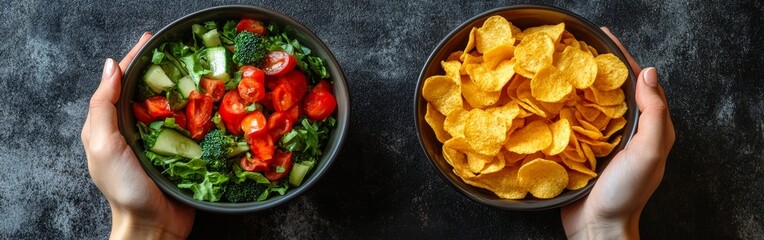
[113,6,349,213]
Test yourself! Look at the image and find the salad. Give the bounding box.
[132,18,337,202]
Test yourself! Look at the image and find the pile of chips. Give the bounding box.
[422,16,629,199]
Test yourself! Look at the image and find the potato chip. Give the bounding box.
[480,154,506,174]
[561,30,575,41]
[466,60,515,92]
[486,100,520,126]
[575,104,601,122]
[464,166,527,199]
[559,107,580,127]
[514,32,555,74]
[578,41,591,55]
[443,146,475,178]
[531,65,573,102]
[502,150,525,166]
[506,120,552,154]
[517,23,565,43]
[593,53,629,91]
[587,45,599,57]
[461,76,500,108]
[589,87,625,106]
[585,102,627,118]
[464,109,507,156]
[441,60,461,82]
[554,46,597,89]
[506,118,525,137]
[462,27,477,58]
[444,136,473,153]
[603,117,626,139]
[466,151,491,173]
[483,44,515,69]
[518,159,568,199]
[476,16,515,53]
[566,171,594,190]
[588,135,622,157]
[460,53,483,75]
[573,125,603,140]
[542,119,571,155]
[444,109,468,137]
[538,100,565,116]
[425,104,451,143]
[521,152,546,165]
[423,75,463,116]
[581,143,597,171]
[505,75,526,99]
[447,51,464,62]
[590,113,611,131]
[562,157,597,177]
[563,38,580,49]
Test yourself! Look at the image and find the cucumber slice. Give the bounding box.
[201,29,222,47]
[150,129,202,159]
[192,24,207,37]
[205,47,230,82]
[143,64,175,93]
[289,162,314,187]
[227,143,249,158]
[177,76,196,98]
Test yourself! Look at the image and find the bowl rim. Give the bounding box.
[117,4,349,213]
[414,4,639,211]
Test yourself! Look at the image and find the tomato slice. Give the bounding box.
[304,89,337,121]
[200,78,225,102]
[219,89,247,135]
[172,111,187,130]
[241,110,268,139]
[236,18,267,36]
[258,92,274,111]
[267,112,293,139]
[278,70,308,100]
[262,51,297,76]
[265,151,293,181]
[286,103,300,123]
[265,75,279,91]
[186,91,214,140]
[132,102,155,124]
[272,82,297,112]
[238,66,266,103]
[312,80,333,94]
[144,96,174,119]
[248,134,275,161]
[240,155,268,172]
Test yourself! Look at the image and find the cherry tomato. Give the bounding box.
[132,102,155,125]
[186,91,214,140]
[236,18,267,36]
[304,88,337,121]
[262,51,297,76]
[238,66,266,103]
[265,151,293,181]
[200,78,225,102]
[285,103,301,123]
[172,111,187,130]
[248,134,275,161]
[272,82,297,112]
[278,70,308,100]
[240,155,268,172]
[144,96,174,119]
[219,89,247,135]
[267,112,293,139]
[312,80,334,94]
[241,110,268,139]
[265,75,279,91]
[258,92,274,111]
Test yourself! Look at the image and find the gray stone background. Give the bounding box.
[1,0,762,239]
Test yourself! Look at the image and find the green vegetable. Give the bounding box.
[225,70,242,90]
[264,23,330,83]
[151,48,165,64]
[220,20,237,45]
[178,171,229,202]
[232,31,268,66]
[179,50,211,88]
[280,117,335,163]
[200,129,236,161]
[224,180,267,203]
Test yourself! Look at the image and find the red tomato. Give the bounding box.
[132,102,155,124]
[265,151,293,181]
[248,134,275,161]
[304,89,337,121]
[238,66,266,103]
[144,96,174,119]
[186,91,214,140]
[258,92,274,111]
[312,80,333,94]
[267,112,293,139]
[272,82,297,112]
[263,51,297,76]
[200,78,225,102]
[236,18,267,36]
[240,155,268,172]
[265,75,279,91]
[286,103,300,123]
[219,90,247,135]
[278,70,308,100]
[241,110,268,139]
[172,111,187,129]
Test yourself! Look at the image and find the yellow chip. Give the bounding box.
[542,119,571,156]
[559,107,580,127]
[516,23,565,43]
[578,41,591,55]
[566,171,594,190]
[538,100,564,116]
[585,102,627,118]
[466,151,491,173]
[563,38,580,49]
[461,76,501,108]
[464,166,527,199]
[502,150,525,166]
[518,159,568,199]
[603,117,627,139]
[443,136,473,153]
[464,109,507,156]
[506,120,552,154]
[483,44,515,69]
[592,53,629,91]
[443,146,475,178]
[561,30,575,41]
[581,143,597,171]
[425,103,451,143]
[514,32,555,74]
[589,87,625,106]
[459,54,483,75]
[422,75,463,116]
[441,60,461,82]
[443,109,468,137]
[462,27,477,57]
[587,45,599,57]
[590,113,611,130]
[506,118,525,137]
[446,51,464,62]
[554,46,597,89]
[562,157,597,177]
[480,154,506,174]
[486,100,520,125]
[575,104,602,122]
[466,60,516,92]
[476,16,515,53]
[588,135,622,157]
[531,65,573,102]
[573,126,603,140]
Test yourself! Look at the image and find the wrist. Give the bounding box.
[110,205,185,240]
[566,212,640,240]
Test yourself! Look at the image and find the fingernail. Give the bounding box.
[102,58,117,80]
[643,67,659,87]
[142,32,151,38]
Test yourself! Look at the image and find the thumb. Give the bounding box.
[88,58,122,141]
[628,67,672,155]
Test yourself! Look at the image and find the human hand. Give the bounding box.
[561,27,676,239]
[81,33,195,239]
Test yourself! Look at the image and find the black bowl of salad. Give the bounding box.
[117,5,349,213]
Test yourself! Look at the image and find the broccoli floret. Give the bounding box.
[232,31,267,66]
[224,180,267,203]
[201,129,236,161]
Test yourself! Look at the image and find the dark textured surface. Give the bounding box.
[0,0,762,239]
